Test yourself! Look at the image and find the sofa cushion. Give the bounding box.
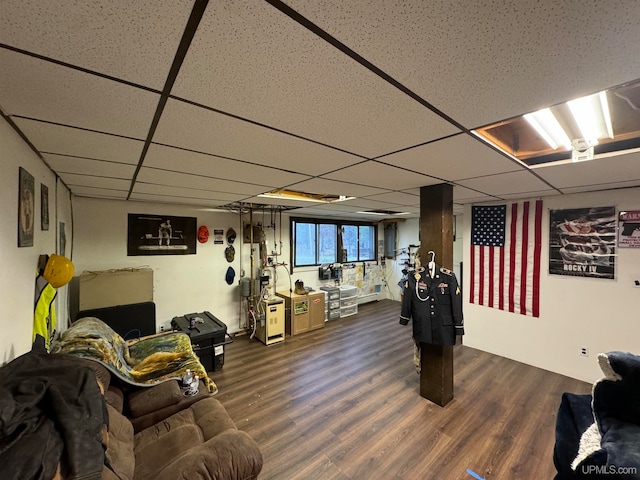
[104,403,135,480]
[133,398,262,480]
[133,408,205,480]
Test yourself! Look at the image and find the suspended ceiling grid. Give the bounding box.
[1,0,640,219]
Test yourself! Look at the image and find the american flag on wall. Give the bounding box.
[469,200,543,317]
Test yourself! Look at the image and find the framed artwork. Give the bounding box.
[59,222,66,256]
[18,167,35,247]
[549,206,616,279]
[127,214,197,256]
[618,210,640,248]
[41,184,49,230]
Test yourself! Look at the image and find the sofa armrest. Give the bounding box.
[127,381,183,418]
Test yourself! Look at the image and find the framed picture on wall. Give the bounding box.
[549,206,616,279]
[127,214,197,256]
[18,167,35,247]
[41,184,49,230]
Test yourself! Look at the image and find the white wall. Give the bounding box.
[73,197,246,332]
[0,116,72,363]
[462,188,640,384]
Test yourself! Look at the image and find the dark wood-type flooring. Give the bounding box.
[209,299,591,480]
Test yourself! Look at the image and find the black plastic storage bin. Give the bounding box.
[171,311,233,372]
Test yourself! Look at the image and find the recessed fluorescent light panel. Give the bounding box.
[472,78,640,166]
[258,189,355,203]
[357,210,410,216]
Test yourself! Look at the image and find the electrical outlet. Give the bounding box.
[580,346,589,357]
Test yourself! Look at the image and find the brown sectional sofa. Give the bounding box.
[0,351,263,480]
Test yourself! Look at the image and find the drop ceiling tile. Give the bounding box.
[171,2,459,158]
[0,50,158,137]
[457,170,554,197]
[453,185,498,202]
[240,196,325,208]
[340,197,408,210]
[43,154,136,178]
[0,0,192,89]
[561,180,640,194]
[533,151,640,189]
[288,1,640,128]
[500,189,558,200]
[289,177,389,197]
[59,173,131,190]
[154,99,364,176]
[71,186,128,199]
[362,191,419,206]
[145,144,310,187]
[132,182,246,203]
[13,118,144,163]
[135,167,270,196]
[379,134,523,181]
[322,161,441,190]
[129,193,232,208]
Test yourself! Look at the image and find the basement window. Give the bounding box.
[291,218,376,267]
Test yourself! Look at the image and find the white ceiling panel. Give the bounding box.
[0,50,158,137]
[340,197,409,210]
[135,167,270,196]
[453,185,498,202]
[321,161,441,190]
[457,170,554,197]
[153,99,364,176]
[43,154,136,179]
[145,144,310,187]
[71,187,128,199]
[128,193,232,208]
[289,178,389,197]
[379,134,524,181]
[534,151,640,189]
[561,180,640,195]
[0,0,192,90]
[59,173,131,191]
[171,2,459,158]
[288,1,640,128]
[13,118,144,163]
[132,182,246,203]
[362,191,419,206]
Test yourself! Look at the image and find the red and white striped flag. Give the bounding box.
[469,200,543,317]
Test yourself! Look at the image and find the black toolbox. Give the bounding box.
[171,311,233,372]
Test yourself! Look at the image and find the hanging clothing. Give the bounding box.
[33,274,57,351]
[399,263,464,346]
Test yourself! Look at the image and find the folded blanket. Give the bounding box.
[571,351,640,477]
[51,317,217,394]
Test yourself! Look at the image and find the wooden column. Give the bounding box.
[419,183,454,406]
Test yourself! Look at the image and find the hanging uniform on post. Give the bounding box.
[399,264,463,346]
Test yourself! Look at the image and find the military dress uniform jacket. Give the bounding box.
[399,264,464,346]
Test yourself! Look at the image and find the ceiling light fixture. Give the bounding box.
[567,91,614,147]
[523,108,572,150]
[258,189,355,203]
[356,210,410,216]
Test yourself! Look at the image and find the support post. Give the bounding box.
[419,184,454,406]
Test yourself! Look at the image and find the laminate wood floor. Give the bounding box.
[209,299,591,480]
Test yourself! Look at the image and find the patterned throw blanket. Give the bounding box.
[51,317,217,394]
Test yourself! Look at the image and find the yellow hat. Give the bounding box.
[43,254,74,288]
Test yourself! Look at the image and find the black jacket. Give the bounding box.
[0,349,107,480]
[399,264,464,346]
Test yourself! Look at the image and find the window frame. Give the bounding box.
[291,217,377,268]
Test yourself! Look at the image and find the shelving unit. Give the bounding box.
[320,286,340,320]
[339,285,358,318]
